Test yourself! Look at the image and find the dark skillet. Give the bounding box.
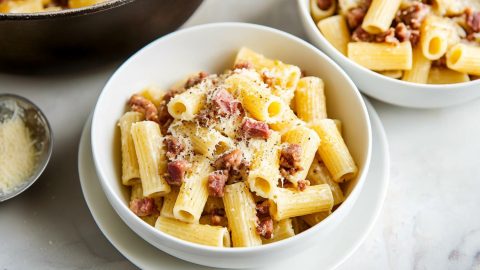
[0,0,203,73]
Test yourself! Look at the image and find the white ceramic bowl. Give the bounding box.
[297,0,480,109]
[91,22,372,268]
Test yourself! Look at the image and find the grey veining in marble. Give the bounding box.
[1,0,480,269]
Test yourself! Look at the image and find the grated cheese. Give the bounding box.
[0,104,38,195]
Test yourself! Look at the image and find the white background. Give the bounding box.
[1,0,480,269]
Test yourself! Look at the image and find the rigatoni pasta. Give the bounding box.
[317,15,351,55]
[301,211,331,227]
[420,15,450,60]
[234,47,301,103]
[294,77,327,122]
[310,0,337,22]
[307,158,345,206]
[246,132,281,198]
[270,185,333,220]
[131,121,171,197]
[446,43,480,76]
[348,42,413,71]
[118,111,143,186]
[225,73,285,122]
[262,218,295,244]
[427,66,470,84]
[118,47,359,247]
[160,187,179,219]
[310,119,358,183]
[281,126,321,186]
[402,46,432,83]
[173,156,213,223]
[155,216,231,247]
[167,86,207,120]
[362,0,401,34]
[223,182,262,247]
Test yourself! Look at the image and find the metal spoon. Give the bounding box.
[0,94,53,202]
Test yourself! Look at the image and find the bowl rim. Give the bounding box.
[0,0,133,20]
[91,22,372,254]
[297,0,480,90]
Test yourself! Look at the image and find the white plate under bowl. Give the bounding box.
[78,98,389,270]
[297,0,480,109]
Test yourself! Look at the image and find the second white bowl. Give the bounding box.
[298,0,480,109]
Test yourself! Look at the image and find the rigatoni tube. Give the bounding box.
[118,111,144,186]
[171,122,233,159]
[362,0,401,34]
[446,43,480,76]
[301,211,331,227]
[427,67,470,84]
[402,46,431,84]
[348,42,412,71]
[269,185,333,221]
[223,182,262,247]
[294,76,327,123]
[307,158,345,206]
[420,15,450,60]
[160,187,179,219]
[310,119,358,183]
[268,107,304,135]
[310,0,336,22]
[226,74,285,122]
[262,218,295,244]
[234,47,301,104]
[155,216,231,247]
[173,156,213,223]
[131,121,171,197]
[317,15,351,55]
[247,132,281,198]
[281,126,321,185]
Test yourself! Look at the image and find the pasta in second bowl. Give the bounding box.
[91,22,371,268]
[298,0,480,108]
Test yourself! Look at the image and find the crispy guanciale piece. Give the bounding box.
[256,200,270,217]
[128,94,159,123]
[166,159,190,186]
[279,143,303,178]
[214,149,243,172]
[129,198,158,217]
[394,22,421,45]
[352,26,399,44]
[240,118,271,140]
[345,0,372,30]
[465,8,480,41]
[207,170,228,197]
[256,217,274,239]
[212,89,242,117]
[395,2,429,29]
[164,135,185,160]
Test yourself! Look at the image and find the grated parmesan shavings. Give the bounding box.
[0,103,38,195]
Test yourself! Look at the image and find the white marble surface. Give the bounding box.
[1,0,480,269]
